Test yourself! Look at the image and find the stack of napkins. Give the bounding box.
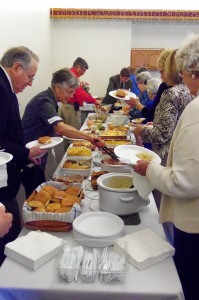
[114,228,175,270]
[5,231,63,270]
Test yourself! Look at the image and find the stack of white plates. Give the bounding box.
[73,212,125,247]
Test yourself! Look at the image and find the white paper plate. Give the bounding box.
[131,118,146,124]
[114,144,161,165]
[109,90,136,101]
[0,152,13,166]
[62,136,84,141]
[25,137,63,150]
[73,211,124,239]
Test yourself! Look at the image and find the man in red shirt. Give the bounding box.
[59,57,101,129]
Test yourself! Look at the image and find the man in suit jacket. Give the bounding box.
[102,67,133,105]
[0,46,45,265]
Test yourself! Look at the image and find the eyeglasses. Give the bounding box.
[20,65,35,82]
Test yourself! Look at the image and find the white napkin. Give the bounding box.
[114,228,175,270]
[130,168,154,199]
[0,164,8,188]
[5,231,64,270]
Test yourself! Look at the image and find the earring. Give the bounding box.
[192,74,196,79]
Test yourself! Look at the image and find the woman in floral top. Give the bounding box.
[133,50,192,166]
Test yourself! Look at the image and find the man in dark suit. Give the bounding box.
[0,46,45,265]
[102,67,133,105]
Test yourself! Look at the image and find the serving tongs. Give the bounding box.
[100,145,120,161]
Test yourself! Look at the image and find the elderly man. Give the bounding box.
[59,57,101,130]
[0,46,44,265]
[102,67,133,105]
[22,68,104,197]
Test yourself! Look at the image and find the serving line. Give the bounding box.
[0,113,184,300]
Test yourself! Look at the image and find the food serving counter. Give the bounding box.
[0,113,184,300]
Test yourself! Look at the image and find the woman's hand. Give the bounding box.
[132,124,145,135]
[125,96,138,108]
[133,160,150,176]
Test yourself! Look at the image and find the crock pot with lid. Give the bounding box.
[97,173,149,216]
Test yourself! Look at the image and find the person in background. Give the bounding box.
[131,78,161,150]
[128,66,140,96]
[0,46,45,266]
[132,49,192,166]
[134,66,148,76]
[128,49,173,122]
[133,34,199,300]
[22,68,104,198]
[128,71,151,119]
[59,57,101,130]
[102,67,133,105]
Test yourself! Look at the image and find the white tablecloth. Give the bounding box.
[0,113,184,300]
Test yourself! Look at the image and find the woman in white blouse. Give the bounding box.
[133,34,199,300]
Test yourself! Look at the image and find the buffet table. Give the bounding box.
[0,114,184,300]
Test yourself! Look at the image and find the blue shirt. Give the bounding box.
[130,74,140,96]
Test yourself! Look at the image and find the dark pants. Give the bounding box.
[173,226,199,300]
[21,165,46,199]
[0,198,21,266]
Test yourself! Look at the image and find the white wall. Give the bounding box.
[0,0,199,115]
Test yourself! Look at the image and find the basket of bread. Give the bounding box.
[22,181,83,231]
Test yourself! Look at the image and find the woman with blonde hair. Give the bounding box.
[133,49,192,166]
[133,34,199,300]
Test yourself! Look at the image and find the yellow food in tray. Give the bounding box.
[108,124,128,132]
[99,130,127,136]
[67,146,92,157]
[105,140,132,147]
[63,160,91,170]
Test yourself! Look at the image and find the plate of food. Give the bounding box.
[109,89,136,101]
[0,152,13,166]
[25,136,63,150]
[114,144,161,165]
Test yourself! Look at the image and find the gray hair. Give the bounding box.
[136,71,152,84]
[147,78,161,95]
[0,46,39,69]
[134,66,148,76]
[175,34,199,74]
[73,57,88,69]
[51,68,79,89]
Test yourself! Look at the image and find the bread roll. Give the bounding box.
[65,186,81,196]
[33,190,51,205]
[116,89,126,98]
[42,185,57,196]
[29,201,45,208]
[38,136,51,144]
[46,202,61,211]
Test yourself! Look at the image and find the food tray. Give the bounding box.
[60,157,92,177]
[22,181,83,231]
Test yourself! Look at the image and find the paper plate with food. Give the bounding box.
[25,136,63,150]
[109,89,136,101]
[114,144,161,166]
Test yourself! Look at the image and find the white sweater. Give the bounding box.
[147,96,199,233]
